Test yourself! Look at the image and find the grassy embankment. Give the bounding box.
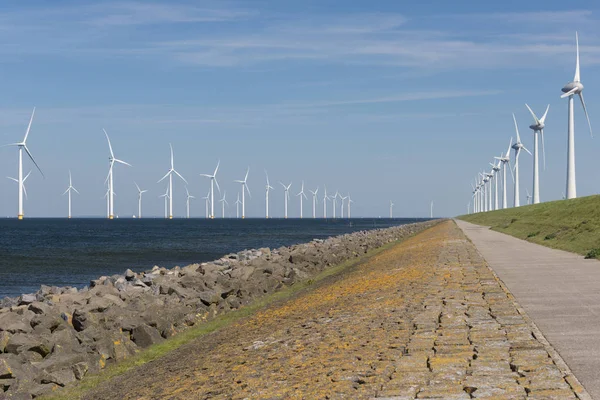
[458,195,600,259]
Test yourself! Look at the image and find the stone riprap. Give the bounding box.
[81,221,588,400]
[0,221,437,399]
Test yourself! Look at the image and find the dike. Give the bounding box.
[0,220,438,399]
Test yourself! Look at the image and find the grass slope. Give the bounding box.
[458,195,600,258]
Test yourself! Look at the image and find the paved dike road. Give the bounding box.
[81,221,589,399]
[457,219,599,400]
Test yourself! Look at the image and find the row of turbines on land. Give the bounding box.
[469,32,593,214]
[2,120,360,219]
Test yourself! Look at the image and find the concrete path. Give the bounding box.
[456,219,600,399]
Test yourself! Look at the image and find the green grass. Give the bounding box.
[40,230,424,400]
[458,195,600,258]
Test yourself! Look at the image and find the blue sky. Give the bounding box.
[1,0,599,218]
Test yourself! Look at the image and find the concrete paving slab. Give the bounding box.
[456,219,600,399]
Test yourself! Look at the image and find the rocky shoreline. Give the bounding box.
[0,220,438,399]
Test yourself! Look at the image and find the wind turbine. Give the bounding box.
[159,187,170,219]
[489,161,501,210]
[185,187,195,219]
[201,190,210,219]
[389,200,394,218]
[235,192,242,218]
[104,129,131,219]
[234,168,251,219]
[561,32,593,199]
[7,172,31,207]
[332,191,339,218]
[494,139,513,209]
[347,194,354,218]
[430,201,434,218]
[340,195,348,218]
[323,186,330,219]
[309,187,319,219]
[486,171,494,211]
[219,191,228,219]
[525,104,550,204]
[280,182,292,219]
[296,181,308,218]
[103,186,112,218]
[264,170,274,219]
[134,182,147,218]
[63,171,80,218]
[526,188,533,205]
[512,114,531,207]
[200,160,220,219]
[158,144,187,219]
[2,108,44,219]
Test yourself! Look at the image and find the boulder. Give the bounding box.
[0,359,12,379]
[0,313,32,335]
[131,324,163,348]
[0,332,10,353]
[18,295,36,306]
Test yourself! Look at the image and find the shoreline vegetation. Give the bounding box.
[0,220,439,399]
[458,195,600,259]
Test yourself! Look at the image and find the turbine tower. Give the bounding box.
[494,139,512,209]
[296,181,308,218]
[389,200,394,218]
[235,193,242,218]
[264,170,274,219]
[332,191,339,218]
[561,32,593,199]
[340,195,348,218]
[512,114,532,208]
[219,191,228,219]
[159,187,169,219]
[158,144,187,219]
[104,129,131,219]
[7,172,31,211]
[63,171,80,218]
[430,201,434,218]
[134,182,147,219]
[201,190,210,219]
[2,108,44,219]
[309,187,319,219]
[280,182,292,219]
[323,186,330,219]
[490,161,500,210]
[200,160,220,219]
[525,104,550,204]
[234,168,251,219]
[185,187,195,219]
[347,194,353,218]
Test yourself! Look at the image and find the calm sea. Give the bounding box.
[0,218,426,299]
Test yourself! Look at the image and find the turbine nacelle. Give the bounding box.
[561,81,584,97]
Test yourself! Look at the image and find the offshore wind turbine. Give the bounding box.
[158,144,187,219]
[340,195,348,218]
[7,172,31,207]
[347,194,353,218]
[512,114,531,208]
[219,191,228,219]
[134,182,147,219]
[2,108,44,219]
[525,104,550,204]
[264,170,274,219]
[235,192,242,218]
[323,186,330,218]
[63,171,80,218]
[561,32,593,199]
[309,187,319,219]
[104,129,131,220]
[234,168,251,219]
[185,187,195,219]
[389,200,394,218]
[332,191,339,218]
[280,182,292,219]
[296,181,308,218]
[159,187,169,219]
[200,160,220,219]
[201,190,210,219]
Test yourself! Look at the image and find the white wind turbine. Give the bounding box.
[104,129,131,220]
[347,194,353,218]
[561,32,593,199]
[494,139,513,209]
[2,108,44,219]
[280,182,292,219]
[340,194,348,218]
[201,190,210,219]
[159,187,169,219]
[332,191,339,218]
[430,201,434,218]
[235,192,242,218]
[103,185,112,218]
[7,172,31,209]
[219,191,228,219]
[309,187,319,219]
[134,182,147,219]
[234,168,251,219]
[486,171,494,211]
[264,170,274,219]
[489,161,501,211]
[525,104,550,204]
[200,160,220,219]
[158,144,187,219]
[185,187,195,219]
[512,114,531,208]
[63,171,80,218]
[323,186,330,219]
[389,200,394,218]
[296,181,308,218]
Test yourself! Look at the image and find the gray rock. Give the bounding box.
[131,324,163,348]
[125,269,135,280]
[0,313,32,335]
[18,295,36,306]
[0,359,12,378]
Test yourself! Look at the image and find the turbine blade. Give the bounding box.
[134,181,141,192]
[23,107,36,143]
[574,31,580,83]
[561,87,578,98]
[6,177,17,183]
[578,92,593,138]
[506,137,513,158]
[244,167,249,182]
[63,188,69,196]
[73,187,80,194]
[103,129,114,158]
[540,104,550,124]
[512,114,521,144]
[522,146,532,156]
[157,170,170,183]
[213,160,220,176]
[214,177,221,194]
[174,169,188,184]
[23,145,44,178]
[23,185,28,200]
[114,158,132,167]
[509,160,515,183]
[541,129,546,170]
[525,104,540,124]
[169,143,174,169]
[245,184,251,198]
[265,170,270,186]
